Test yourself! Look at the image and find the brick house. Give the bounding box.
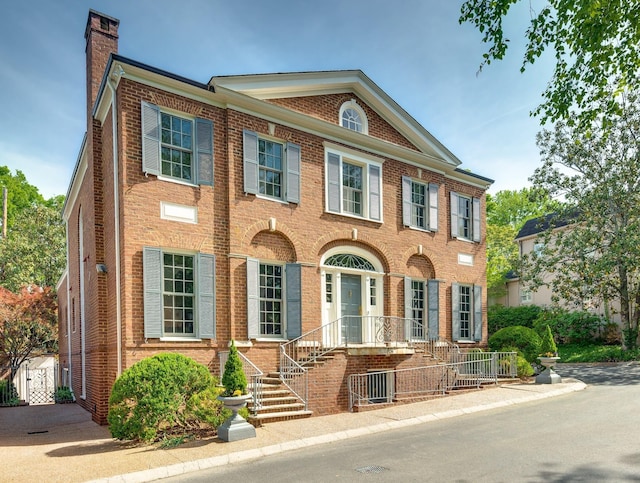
[58,10,493,424]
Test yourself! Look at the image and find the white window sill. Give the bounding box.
[325,210,383,224]
[160,337,202,342]
[456,340,477,344]
[157,175,198,188]
[406,224,432,233]
[254,338,288,343]
[454,236,477,244]
[254,194,290,205]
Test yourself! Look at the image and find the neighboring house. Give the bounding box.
[502,215,620,323]
[57,10,493,424]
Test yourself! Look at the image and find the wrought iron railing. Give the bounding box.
[348,354,515,410]
[219,350,264,414]
[279,316,427,411]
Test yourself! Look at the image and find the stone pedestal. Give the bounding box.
[217,394,256,442]
[536,356,562,384]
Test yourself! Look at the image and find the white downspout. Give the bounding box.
[107,72,123,376]
[65,220,73,395]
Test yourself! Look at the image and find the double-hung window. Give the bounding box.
[259,263,283,336]
[402,177,438,231]
[325,146,382,222]
[247,259,302,340]
[450,192,481,242]
[404,277,440,340]
[143,247,216,339]
[243,130,301,203]
[141,102,213,186]
[452,283,482,342]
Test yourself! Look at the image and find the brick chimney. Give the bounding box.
[84,10,119,123]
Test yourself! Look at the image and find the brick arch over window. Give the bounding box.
[399,246,441,276]
[241,220,299,260]
[406,254,435,279]
[312,229,394,272]
[317,239,390,274]
[249,231,297,262]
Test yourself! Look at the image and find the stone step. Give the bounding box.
[248,409,313,425]
[251,402,306,414]
[248,396,299,407]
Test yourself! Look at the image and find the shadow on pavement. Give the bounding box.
[556,362,640,386]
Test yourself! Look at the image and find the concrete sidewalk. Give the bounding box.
[1,380,586,483]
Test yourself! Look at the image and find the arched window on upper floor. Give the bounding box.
[339,100,368,134]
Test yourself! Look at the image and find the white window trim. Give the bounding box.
[339,99,368,134]
[158,109,197,185]
[410,179,427,230]
[161,249,198,339]
[258,262,287,339]
[257,135,286,202]
[324,145,383,223]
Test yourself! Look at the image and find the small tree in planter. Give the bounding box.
[536,325,561,384]
[221,340,247,396]
[217,340,255,442]
[540,324,558,356]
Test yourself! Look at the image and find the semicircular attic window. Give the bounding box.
[340,101,368,134]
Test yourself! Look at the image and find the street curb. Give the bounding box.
[87,382,586,483]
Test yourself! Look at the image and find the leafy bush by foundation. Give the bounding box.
[107,353,224,442]
[0,379,19,406]
[488,326,542,363]
[533,309,605,344]
[488,305,543,335]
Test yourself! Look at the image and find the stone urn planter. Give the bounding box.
[217,393,256,442]
[536,356,562,384]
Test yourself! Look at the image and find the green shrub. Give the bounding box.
[53,386,74,403]
[221,340,247,396]
[516,355,534,377]
[533,309,605,344]
[539,324,558,356]
[488,326,542,363]
[488,305,543,335]
[0,379,19,406]
[108,353,222,442]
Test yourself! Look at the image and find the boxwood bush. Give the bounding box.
[488,326,542,363]
[533,308,605,344]
[108,353,227,442]
[488,305,543,335]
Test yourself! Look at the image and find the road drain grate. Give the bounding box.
[355,465,389,474]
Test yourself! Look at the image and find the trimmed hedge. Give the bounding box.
[108,353,226,442]
[488,305,543,335]
[488,326,542,363]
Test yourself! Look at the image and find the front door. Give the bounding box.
[341,274,362,343]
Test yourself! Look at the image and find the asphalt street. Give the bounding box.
[165,362,640,483]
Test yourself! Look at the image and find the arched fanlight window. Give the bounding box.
[339,100,368,134]
[324,253,376,271]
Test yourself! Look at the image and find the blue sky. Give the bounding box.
[0,0,553,199]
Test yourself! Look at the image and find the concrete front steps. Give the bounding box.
[247,374,312,426]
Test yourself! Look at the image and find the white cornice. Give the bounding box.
[89,59,490,190]
[63,139,88,221]
[211,71,463,167]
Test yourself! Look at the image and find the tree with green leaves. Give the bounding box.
[0,197,66,292]
[0,167,45,232]
[486,188,560,299]
[460,0,640,126]
[0,286,58,384]
[521,90,640,349]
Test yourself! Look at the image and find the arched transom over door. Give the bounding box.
[320,246,384,344]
